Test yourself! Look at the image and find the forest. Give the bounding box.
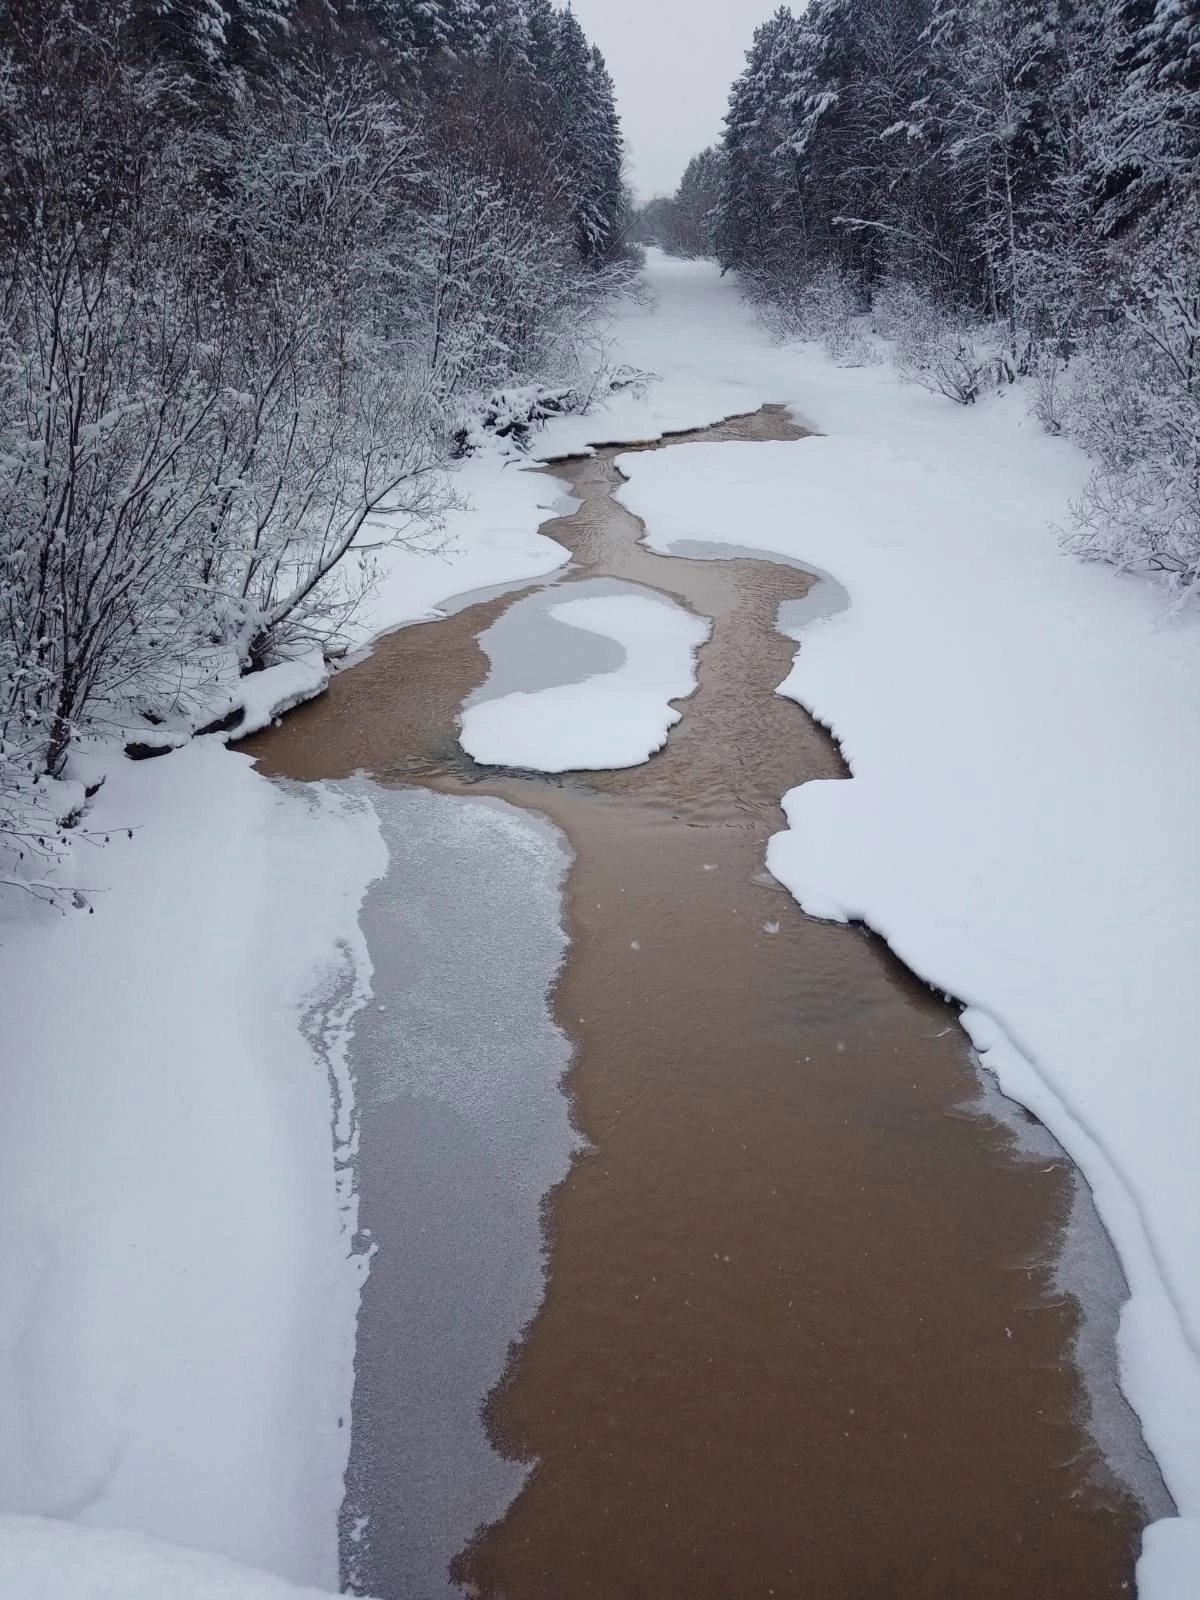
[0,0,629,877]
[640,0,1200,598]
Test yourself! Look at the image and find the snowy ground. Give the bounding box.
[0,748,384,1589]
[0,1517,359,1600]
[1,249,1197,1598]
[352,449,575,641]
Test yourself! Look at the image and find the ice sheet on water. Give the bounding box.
[341,785,577,1600]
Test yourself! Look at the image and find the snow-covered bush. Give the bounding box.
[799,266,870,361]
[1063,253,1200,598]
[0,751,73,906]
[0,40,213,778]
[185,69,457,671]
[920,334,997,406]
[461,385,583,452]
[895,321,997,406]
[871,279,947,370]
[872,281,999,405]
[755,265,874,365]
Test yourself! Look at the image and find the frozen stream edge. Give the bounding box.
[340,783,578,1600]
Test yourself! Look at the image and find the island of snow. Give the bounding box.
[459,590,709,773]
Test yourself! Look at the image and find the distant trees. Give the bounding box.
[545,8,627,262]
[0,0,630,880]
[701,0,1200,599]
[631,148,726,258]
[670,150,727,257]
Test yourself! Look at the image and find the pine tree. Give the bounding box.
[1137,0,1200,88]
[227,0,294,65]
[141,0,233,72]
[354,0,477,65]
[584,43,625,260]
[717,8,800,276]
[916,0,1074,343]
[548,9,625,263]
[1098,0,1200,233]
[471,0,530,68]
[523,0,558,79]
[130,0,292,77]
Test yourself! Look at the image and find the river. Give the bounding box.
[240,407,1165,1598]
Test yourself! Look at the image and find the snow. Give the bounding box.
[0,747,385,1586]
[354,449,573,642]
[346,255,808,667]
[0,1516,367,1600]
[225,648,330,738]
[109,649,331,759]
[458,590,709,771]
[1138,1518,1200,1600]
[536,249,805,456]
[601,253,1200,1592]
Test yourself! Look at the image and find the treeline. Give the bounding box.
[0,0,630,885]
[658,0,1200,597]
[632,148,725,259]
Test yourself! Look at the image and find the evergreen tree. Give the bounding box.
[1098,0,1200,233]
[225,0,295,69]
[141,0,233,72]
[717,8,800,275]
[669,147,725,256]
[354,0,477,66]
[583,43,625,260]
[523,0,558,79]
[471,0,530,68]
[548,9,625,262]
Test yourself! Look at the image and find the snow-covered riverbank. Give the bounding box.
[0,748,385,1587]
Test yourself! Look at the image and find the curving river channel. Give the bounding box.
[241,408,1167,1599]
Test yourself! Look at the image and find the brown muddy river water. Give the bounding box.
[242,408,1162,1598]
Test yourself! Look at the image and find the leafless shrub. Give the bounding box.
[753,264,876,365]
[1030,349,1070,435]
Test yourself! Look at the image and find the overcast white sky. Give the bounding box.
[564,0,786,199]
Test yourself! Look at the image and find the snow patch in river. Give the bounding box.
[459,588,709,772]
